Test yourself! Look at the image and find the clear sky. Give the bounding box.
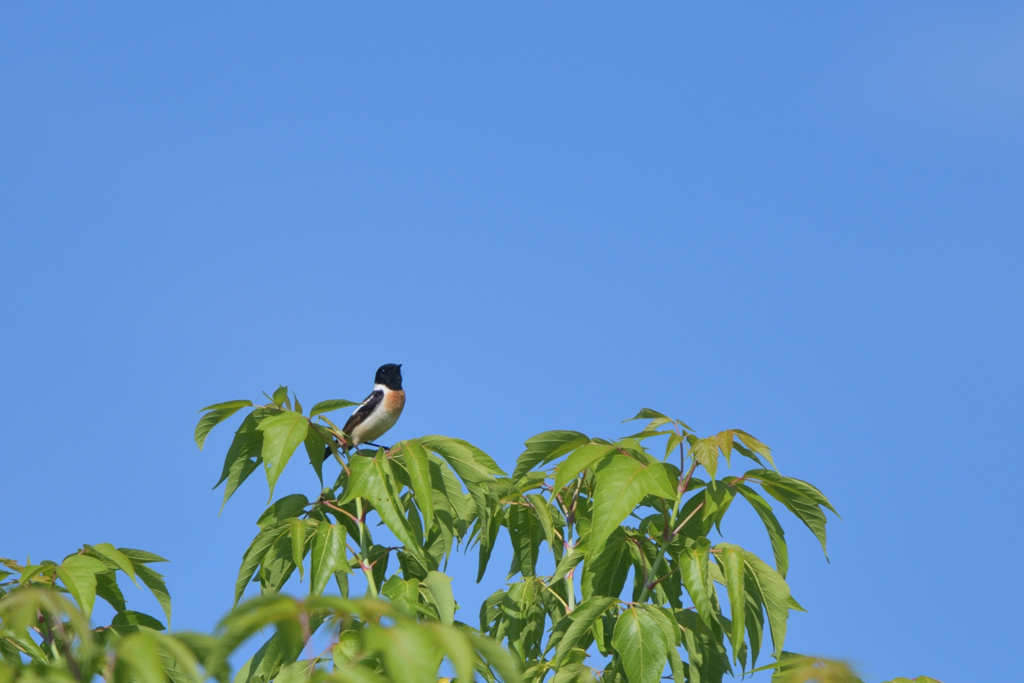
[2,4,1022,682]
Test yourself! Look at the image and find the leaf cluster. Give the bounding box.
[0,389,942,683]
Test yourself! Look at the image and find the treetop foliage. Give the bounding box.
[1,385,939,683]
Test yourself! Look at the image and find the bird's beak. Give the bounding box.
[397,364,402,369]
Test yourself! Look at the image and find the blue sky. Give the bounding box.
[2,4,1022,681]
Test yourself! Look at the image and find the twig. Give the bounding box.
[672,501,706,537]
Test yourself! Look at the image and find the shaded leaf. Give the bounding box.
[423,571,455,625]
[310,523,350,596]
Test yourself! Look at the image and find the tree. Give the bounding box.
[1,385,939,683]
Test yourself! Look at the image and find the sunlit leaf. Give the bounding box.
[678,538,716,629]
[420,435,506,483]
[718,545,745,664]
[589,454,675,558]
[310,399,359,417]
[195,401,253,450]
[135,563,172,626]
[551,444,616,495]
[310,523,350,596]
[55,555,106,618]
[734,483,789,577]
[399,440,435,532]
[85,543,137,585]
[611,606,669,683]
[257,411,309,501]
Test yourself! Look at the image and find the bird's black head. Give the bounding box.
[375,363,403,391]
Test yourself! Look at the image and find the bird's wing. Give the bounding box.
[342,389,384,436]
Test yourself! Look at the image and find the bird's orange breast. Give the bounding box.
[385,389,406,414]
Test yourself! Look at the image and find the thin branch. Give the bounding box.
[320,500,360,524]
[672,501,706,537]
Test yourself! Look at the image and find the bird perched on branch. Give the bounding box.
[325,363,405,458]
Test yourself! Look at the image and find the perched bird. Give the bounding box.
[325,364,405,457]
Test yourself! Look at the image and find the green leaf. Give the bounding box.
[667,648,688,683]
[665,432,685,460]
[625,408,670,422]
[96,570,128,612]
[420,435,506,483]
[257,411,309,501]
[678,538,716,629]
[512,431,589,482]
[289,519,307,582]
[676,610,731,683]
[399,440,435,532]
[733,431,775,470]
[235,525,288,604]
[310,523,350,596]
[750,470,835,558]
[428,623,475,682]
[115,632,165,683]
[467,631,522,683]
[342,452,432,569]
[690,437,721,480]
[718,545,745,664]
[736,545,792,657]
[550,544,586,585]
[214,411,266,510]
[507,502,540,578]
[702,483,735,533]
[501,579,546,663]
[111,610,166,633]
[86,543,137,585]
[257,494,310,529]
[56,555,106,618]
[526,493,557,551]
[303,425,326,485]
[366,622,436,683]
[310,399,359,417]
[195,401,253,450]
[589,454,676,558]
[734,483,789,577]
[551,444,616,495]
[612,606,669,683]
[271,386,289,407]
[118,548,169,564]
[549,597,615,664]
[747,469,838,515]
[135,563,172,626]
[581,530,631,600]
[422,571,455,625]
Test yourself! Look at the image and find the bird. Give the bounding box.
[325,363,405,458]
